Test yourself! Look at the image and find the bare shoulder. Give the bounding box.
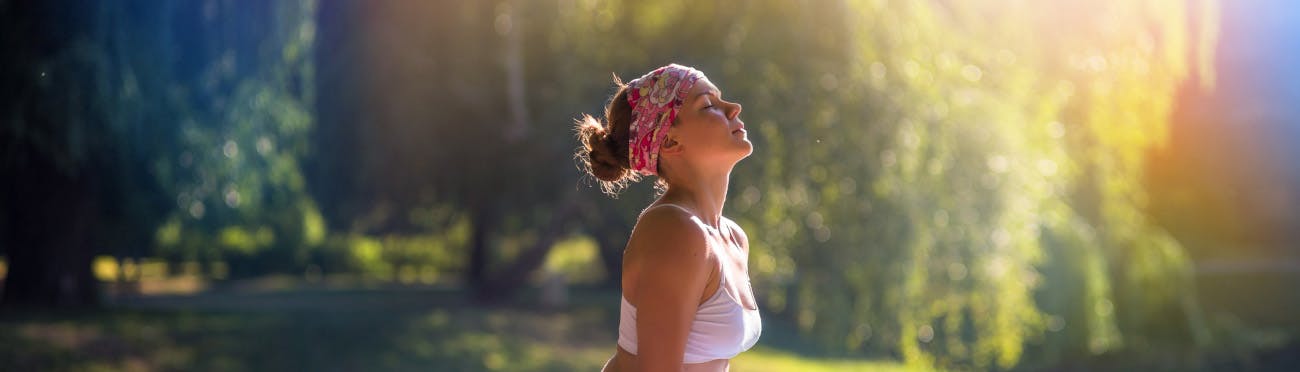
[629,204,711,260]
[722,216,750,253]
[625,204,714,302]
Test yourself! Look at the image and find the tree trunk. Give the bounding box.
[594,229,626,289]
[500,0,529,143]
[587,200,630,289]
[467,208,495,293]
[1,165,100,307]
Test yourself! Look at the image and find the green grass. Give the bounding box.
[733,346,923,372]
[0,284,915,372]
[4,279,1296,371]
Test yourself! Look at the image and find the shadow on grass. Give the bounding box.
[6,280,1292,372]
[0,281,920,371]
[1,283,622,371]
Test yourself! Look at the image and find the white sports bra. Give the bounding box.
[616,245,763,363]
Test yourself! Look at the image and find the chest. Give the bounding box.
[704,232,757,310]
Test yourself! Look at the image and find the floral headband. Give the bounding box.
[625,64,705,176]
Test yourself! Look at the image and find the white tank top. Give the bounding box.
[616,252,763,363]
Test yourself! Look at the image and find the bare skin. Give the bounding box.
[602,78,756,372]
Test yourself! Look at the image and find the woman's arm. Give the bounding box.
[628,206,713,371]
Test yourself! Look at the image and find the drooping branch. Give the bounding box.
[478,186,585,300]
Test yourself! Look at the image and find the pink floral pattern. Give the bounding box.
[626,64,705,175]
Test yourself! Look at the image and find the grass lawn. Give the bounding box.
[8,276,1295,371]
[0,281,916,372]
[732,347,922,372]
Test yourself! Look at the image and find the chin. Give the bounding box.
[736,141,754,159]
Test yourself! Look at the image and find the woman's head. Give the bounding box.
[576,64,750,196]
[658,75,751,176]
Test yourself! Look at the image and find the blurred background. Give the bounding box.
[1,0,1297,371]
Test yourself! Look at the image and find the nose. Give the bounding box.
[728,102,743,120]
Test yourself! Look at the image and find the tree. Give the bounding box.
[0,1,181,306]
[310,0,606,300]
[151,0,323,279]
[721,0,1219,368]
[0,0,322,306]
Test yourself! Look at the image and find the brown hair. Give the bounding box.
[575,75,643,196]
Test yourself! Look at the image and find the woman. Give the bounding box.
[576,64,761,372]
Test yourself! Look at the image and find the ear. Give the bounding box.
[660,132,684,155]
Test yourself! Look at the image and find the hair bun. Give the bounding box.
[577,114,628,182]
[574,82,638,196]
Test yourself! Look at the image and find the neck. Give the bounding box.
[659,163,734,228]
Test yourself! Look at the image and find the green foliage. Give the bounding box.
[1,0,325,278]
[542,235,607,284]
[543,0,1220,369]
[142,1,326,276]
[316,216,469,282]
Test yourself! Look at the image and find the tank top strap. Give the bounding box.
[643,202,689,216]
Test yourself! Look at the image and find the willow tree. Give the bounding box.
[717,0,1218,369]
[1,0,323,306]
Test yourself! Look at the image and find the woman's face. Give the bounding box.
[666,78,752,165]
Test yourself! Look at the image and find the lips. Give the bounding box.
[732,123,746,134]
